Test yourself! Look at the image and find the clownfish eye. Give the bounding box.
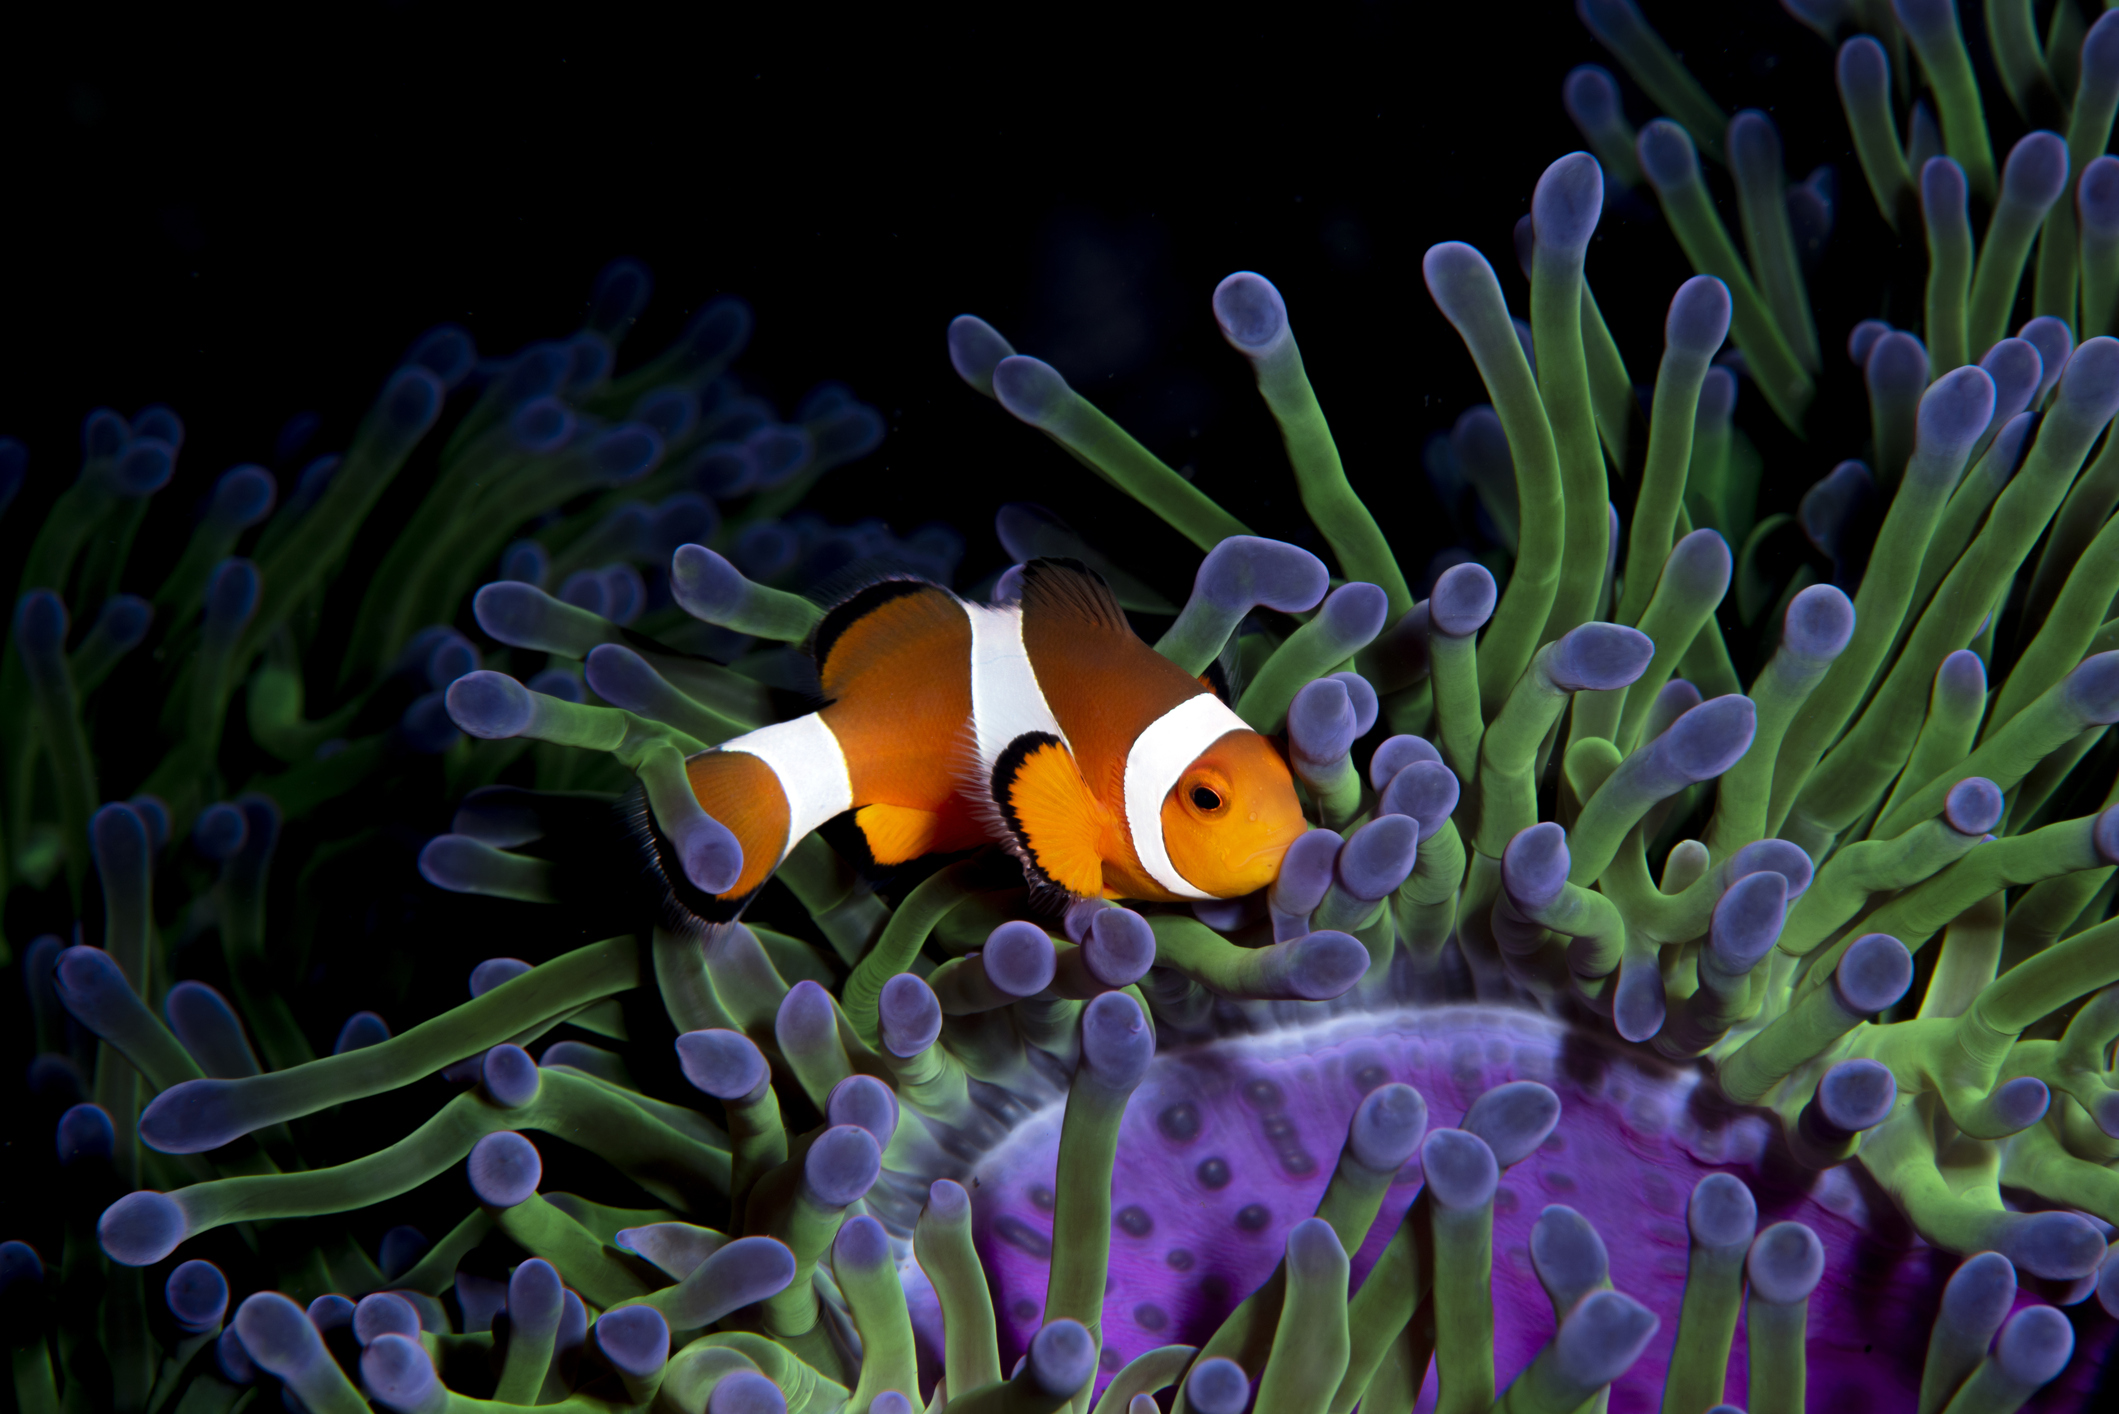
[1190,785,1224,812]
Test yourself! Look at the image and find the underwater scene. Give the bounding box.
[5,1,2119,1410]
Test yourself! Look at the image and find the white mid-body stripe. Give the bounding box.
[1124,692,1250,900]
[964,603,1069,769]
[719,715,854,863]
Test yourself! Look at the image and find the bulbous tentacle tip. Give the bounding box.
[926,1178,971,1221]
[983,919,1058,996]
[353,1292,420,1347]
[1504,823,1571,910]
[361,1334,440,1413]
[868,1396,914,1414]
[1867,331,1930,393]
[1288,930,1370,1000]
[1381,760,1460,840]
[2098,1250,2119,1320]
[1533,152,1604,257]
[1319,580,1390,646]
[704,1237,798,1308]
[1981,339,2043,415]
[14,590,66,655]
[776,979,836,1046]
[406,323,477,387]
[1921,155,1968,210]
[1995,1304,2076,1387]
[1782,583,1855,662]
[507,1258,563,1329]
[2002,1210,2107,1280]
[1656,694,1757,782]
[1989,1076,2051,1132]
[113,439,176,496]
[1463,1081,1563,1167]
[1936,649,1988,707]
[1708,870,1787,973]
[469,956,531,996]
[467,1131,541,1208]
[98,594,155,650]
[1531,1205,1609,1296]
[1185,1356,1251,1414]
[1688,1171,1758,1249]
[1846,321,1891,371]
[1550,621,1655,692]
[1211,271,1289,354]
[166,1259,229,1335]
[212,464,277,526]
[1942,1249,2017,1328]
[1562,65,1620,126]
[1837,33,1889,92]
[57,1103,115,1165]
[826,1075,898,1150]
[1942,777,2004,835]
[378,366,446,440]
[2056,334,2119,408]
[2064,656,2119,733]
[1272,828,1344,916]
[1422,242,1503,325]
[138,1077,248,1155]
[1422,1128,1500,1208]
[1728,109,1782,169]
[707,1371,788,1414]
[1430,560,1498,635]
[2001,131,2071,209]
[1836,933,1915,1013]
[1350,1082,1429,1173]
[879,972,943,1057]
[1636,119,1701,190]
[1285,1215,1347,1279]
[233,1291,321,1370]
[481,1044,540,1109]
[1371,735,1442,789]
[1082,990,1155,1085]
[1915,365,1998,459]
[2086,157,2119,238]
[1612,960,1667,1042]
[991,355,1072,427]
[1085,907,1156,986]
[1290,677,1358,765]
[596,1305,670,1377]
[445,671,533,740]
[804,1125,882,1208]
[1555,1289,1660,1388]
[1027,1318,1098,1397]
[1729,838,1816,898]
[668,543,746,621]
[1747,1221,1826,1303]
[947,315,1016,396]
[1816,1058,1897,1132]
[2088,1087,2119,1139]
[1200,536,1330,614]
[1338,814,1418,900]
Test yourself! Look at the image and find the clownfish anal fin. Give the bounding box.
[991,731,1107,899]
[1018,558,1129,636]
[855,803,947,866]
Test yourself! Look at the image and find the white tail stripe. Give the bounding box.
[720,714,854,862]
[1123,692,1248,900]
[965,602,1069,769]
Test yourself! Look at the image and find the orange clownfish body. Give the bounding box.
[676,558,1306,919]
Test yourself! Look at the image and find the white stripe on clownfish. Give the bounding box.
[1123,690,1252,900]
[716,714,853,866]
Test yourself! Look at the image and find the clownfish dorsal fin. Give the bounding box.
[1017,558,1130,638]
[991,731,1108,898]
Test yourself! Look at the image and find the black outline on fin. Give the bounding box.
[809,578,938,677]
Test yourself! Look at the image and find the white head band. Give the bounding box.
[1123,692,1249,900]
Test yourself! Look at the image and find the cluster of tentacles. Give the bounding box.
[8,1,2119,1410]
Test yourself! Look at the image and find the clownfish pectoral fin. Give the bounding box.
[855,803,947,866]
[991,732,1108,898]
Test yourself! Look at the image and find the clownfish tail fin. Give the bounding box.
[627,746,798,930]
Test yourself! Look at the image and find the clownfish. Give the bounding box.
[661,558,1306,920]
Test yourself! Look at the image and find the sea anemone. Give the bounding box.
[8,1,2119,1409]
